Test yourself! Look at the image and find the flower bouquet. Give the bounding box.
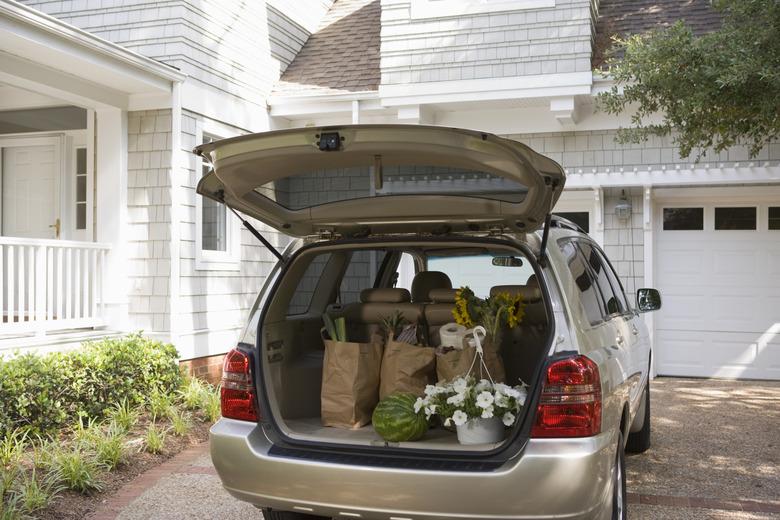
[415,376,528,444]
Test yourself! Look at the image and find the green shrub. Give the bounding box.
[168,408,191,437]
[203,388,221,423]
[143,423,166,455]
[147,390,173,422]
[107,398,139,433]
[15,468,63,514]
[49,447,104,494]
[178,377,211,411]
[0,333,182,436]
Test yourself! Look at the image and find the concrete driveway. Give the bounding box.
[89,377,780,520]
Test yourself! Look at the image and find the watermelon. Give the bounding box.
[372,393,429,442]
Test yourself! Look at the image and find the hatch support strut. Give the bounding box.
[537,180,559,266]
[224,202,285,263]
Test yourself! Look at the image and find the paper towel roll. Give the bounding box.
[439,323,467,349]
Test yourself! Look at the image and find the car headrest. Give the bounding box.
[490,284,542,303]
[429,288,457,303]
[526,274,538,288]
[360,288,411,304]
[411,271,452,302]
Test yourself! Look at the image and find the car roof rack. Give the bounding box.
[549,214,587,235]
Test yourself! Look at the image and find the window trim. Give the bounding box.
[195,121,241,271]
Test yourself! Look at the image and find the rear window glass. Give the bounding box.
[559,241,604,326]
[256,165,528,211]
[287,253,331,315]
[428,254,534,298]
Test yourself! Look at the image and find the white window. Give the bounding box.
[410,0,554,19]
[195,123,241,271]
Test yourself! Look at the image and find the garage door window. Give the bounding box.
[555,212,590,233]
[663,208,703,230]
[714,207,756,230]
[768,207,780,230]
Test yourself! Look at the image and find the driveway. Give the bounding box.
[89,377,780,520]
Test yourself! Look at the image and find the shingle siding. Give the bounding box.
[380,0,593,85]
[127,109,173,334]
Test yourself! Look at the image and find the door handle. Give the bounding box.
[48,218,61,239]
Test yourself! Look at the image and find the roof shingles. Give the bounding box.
[273,0,380,96]
[593,0,722,68]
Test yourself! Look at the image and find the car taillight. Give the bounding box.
[531,355,601,438]
[220,348,259,422]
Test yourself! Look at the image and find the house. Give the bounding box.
[1,0,778,381]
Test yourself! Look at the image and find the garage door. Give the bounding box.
[655,202,780,380]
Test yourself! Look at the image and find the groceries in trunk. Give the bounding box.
[319,285,529,444]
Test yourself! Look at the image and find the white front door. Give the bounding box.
[1,141,60,239]
[655,194,780,380]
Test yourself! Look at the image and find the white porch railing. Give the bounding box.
[0,237,111,335]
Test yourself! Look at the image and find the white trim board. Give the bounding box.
[410,0,555,19]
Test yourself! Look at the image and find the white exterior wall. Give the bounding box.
[126,109,173,336]
[380,0,592,84]
[175,110,286,359]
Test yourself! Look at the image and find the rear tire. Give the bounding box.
[626,378,651,453]
[262,509,331,520]
[612,432,627,520]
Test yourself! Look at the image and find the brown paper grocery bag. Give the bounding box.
[379,336,436,400]
[321,339,383,429]
[435,338,506,384]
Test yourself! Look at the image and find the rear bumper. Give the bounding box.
[210,419,616,520]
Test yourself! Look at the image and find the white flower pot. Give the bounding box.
[455,417,505,445]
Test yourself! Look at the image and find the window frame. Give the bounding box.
[576,240,632,317]
[195,121,241,271]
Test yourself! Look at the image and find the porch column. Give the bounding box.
[95,107,130,331]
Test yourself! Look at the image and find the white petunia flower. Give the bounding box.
[447,393,465,406]
[452,410,468,426]
[424,404,437,420]
[475,379,492,392]
[481,406,494,419]
[424,385,437,397]
[502,411,516,427]
[503,387,521,399]
[476,391,494,409]
[516,386,528,406]
[414,397,424,414]
[495,393,510,408]
[452,378,468,394]
[494,382,510,394]
[444,417,452,427]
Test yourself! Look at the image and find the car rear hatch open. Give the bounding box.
[194,125,566,238]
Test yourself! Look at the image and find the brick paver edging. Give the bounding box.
[628,493,780,514]
[88,442,210,520]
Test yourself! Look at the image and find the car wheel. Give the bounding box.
[626,378,651,453]
[262,508,331,520]
[612,432,627,520]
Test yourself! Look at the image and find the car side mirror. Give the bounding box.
[636,288,662,312]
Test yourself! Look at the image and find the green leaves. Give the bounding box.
[598,0,780,159]
[0,333,182,437]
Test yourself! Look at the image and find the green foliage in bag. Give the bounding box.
[0,333,182,436]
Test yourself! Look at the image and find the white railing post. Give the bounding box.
[35,245,46,335]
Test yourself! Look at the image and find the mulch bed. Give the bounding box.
[35,418,211,520]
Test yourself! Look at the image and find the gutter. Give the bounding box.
[0,0,186,83]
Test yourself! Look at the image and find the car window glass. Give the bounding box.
[428,254,534,298]
[559,241,604,325]
[576,241,626,316]
[338,250,389,304]
[592,243,630,313]
[287,253,332,315]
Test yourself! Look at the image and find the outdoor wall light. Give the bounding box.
[615,190,632,221]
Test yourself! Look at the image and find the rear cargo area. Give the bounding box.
[258,240,552,451]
